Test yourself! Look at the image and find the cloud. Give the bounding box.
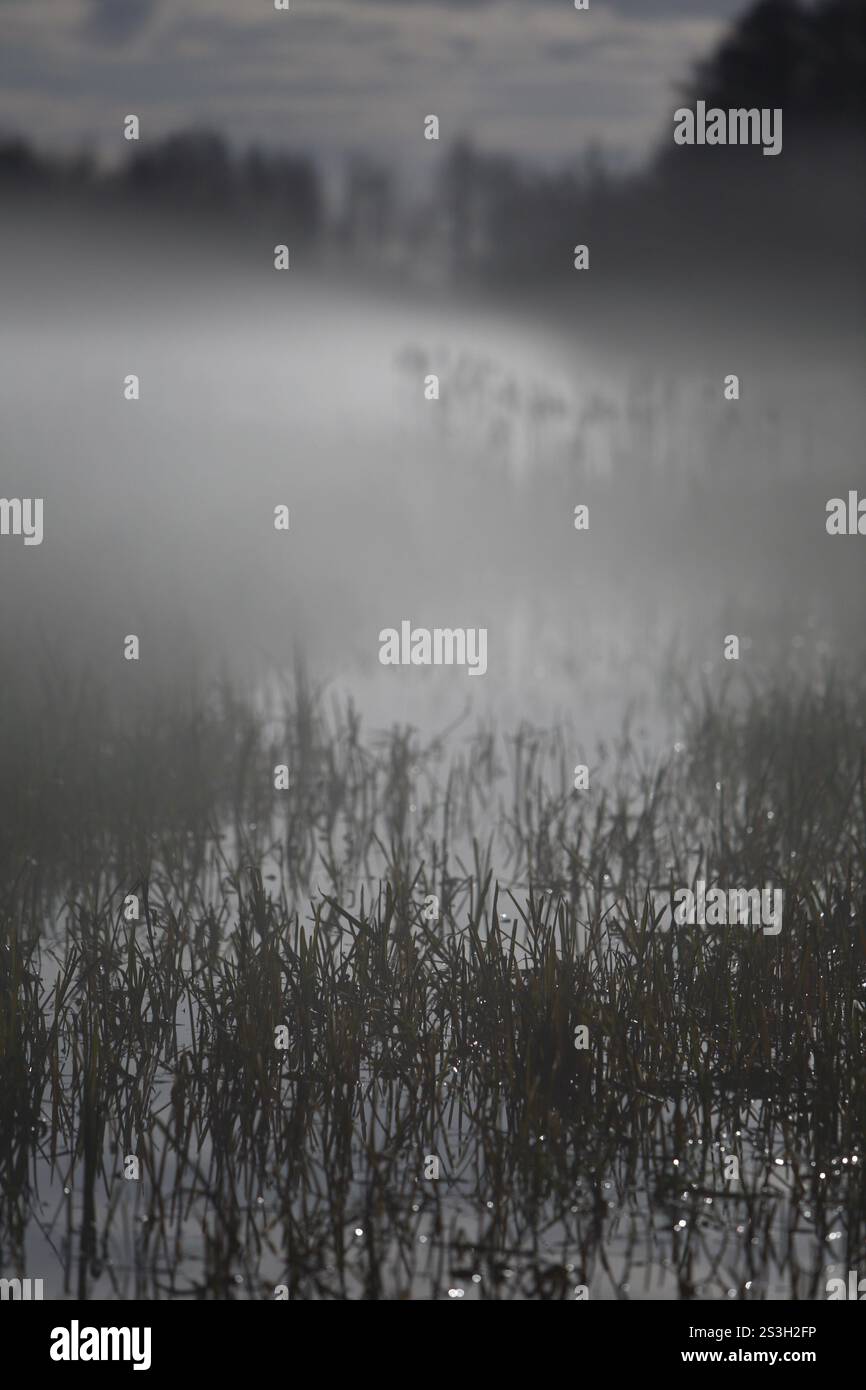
[0,0,741,177]
[84,0,161,46]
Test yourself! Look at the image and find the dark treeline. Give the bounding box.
[1,0,863,292]
[438,0,866,291]
[0,130,322,244]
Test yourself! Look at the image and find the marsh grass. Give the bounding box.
[0,665,864,1299]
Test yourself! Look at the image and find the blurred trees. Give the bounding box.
[0,0,862,287]
[437,0,866,287]
[684,0,865,130]
[0,126,322,244]
[124,131,321,240]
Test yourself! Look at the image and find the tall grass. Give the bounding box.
[0,664,863,1298]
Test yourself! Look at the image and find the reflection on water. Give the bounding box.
[5,676,863,1301]
[1,221,864,1300]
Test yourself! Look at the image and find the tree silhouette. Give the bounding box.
[682,0,866,131]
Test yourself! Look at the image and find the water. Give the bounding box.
[3,213,864,738]
[2,212,864,1300]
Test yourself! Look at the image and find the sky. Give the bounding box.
[0,0,754,179]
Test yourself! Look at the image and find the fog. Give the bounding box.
[2,0,865,1317]
[2,207,864,741]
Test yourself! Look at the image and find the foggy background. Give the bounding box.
[1,0,864,737]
